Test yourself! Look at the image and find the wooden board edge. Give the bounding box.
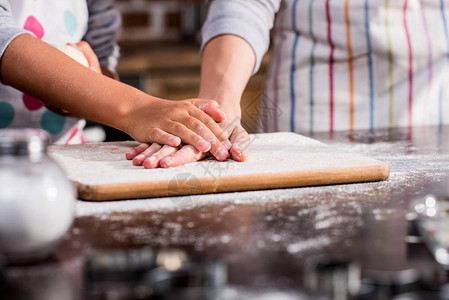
[75,163,390,201]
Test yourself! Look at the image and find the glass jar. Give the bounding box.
[0,129,75,263]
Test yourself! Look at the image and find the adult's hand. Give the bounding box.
[125,98,231,161]
[127,35,255,168]
[127,116,250,168]
[162,118,250,168]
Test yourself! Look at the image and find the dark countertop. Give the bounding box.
[2,126,449,300]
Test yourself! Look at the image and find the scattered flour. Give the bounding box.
[287,236,333,254]
[50,132,386,188]
[68,131,449,256]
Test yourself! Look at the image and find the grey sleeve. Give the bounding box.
[201,0,281,74]
[0,1,30,64]
[84,0,122,73]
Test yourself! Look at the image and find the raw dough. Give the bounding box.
[57,45,89,67]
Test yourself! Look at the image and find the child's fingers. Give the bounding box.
[230,143,248,162]
[191,99,226,122]
[126,143,150,160]
[229,126,250,162]
[69,42,101,73]
[183,118,229,161]
[147,128,182,148]
[160,145,207,168]
[143,145,178,169]
[132,143,161,166]
[164,122,212,153]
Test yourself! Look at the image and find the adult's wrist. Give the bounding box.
[198,91,242,120]
[220,104,242,122]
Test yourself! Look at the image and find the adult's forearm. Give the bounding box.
[1,34,141,132]
[199,35,255,119]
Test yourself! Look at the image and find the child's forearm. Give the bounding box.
[1,34,231,160]
[1,34,135,132]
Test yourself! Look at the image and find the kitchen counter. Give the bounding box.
[2,126,449,299]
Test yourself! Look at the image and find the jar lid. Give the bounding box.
[0,129,50,156]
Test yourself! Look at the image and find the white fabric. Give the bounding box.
[2,0,89,144]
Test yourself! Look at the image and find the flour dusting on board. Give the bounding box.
[64,130,449,262]
[49,132,387,191]
[73,134,449,219]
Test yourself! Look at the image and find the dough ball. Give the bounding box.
[57,45,89,68]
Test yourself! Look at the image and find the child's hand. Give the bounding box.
[126,98,232,161]
[128,143,206,169]
[127,118,249,168]
[1,35,228,155]
[126,143,188,169]
[67,42,102,73]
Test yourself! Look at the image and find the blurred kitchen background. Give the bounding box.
[90,0,269,142]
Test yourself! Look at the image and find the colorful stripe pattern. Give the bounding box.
[263,10,277,133]
[441,0,449,126]
[403,0,413,130]
[384,0,394,129]
[264,0,449,133]
[271,7,287,133]
[308,0,316,133]
[344,0,354,131]
[420,0,433,125]
[364,0,374,130]
[442,0,449,61]
[290,0,300,132]
[326,0,335,132]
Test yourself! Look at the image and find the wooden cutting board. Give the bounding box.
[48,132,390,201]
